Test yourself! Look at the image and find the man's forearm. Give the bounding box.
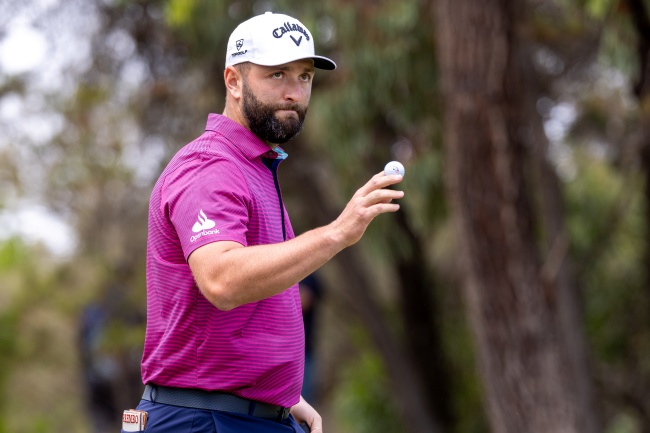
[189,223,344,310]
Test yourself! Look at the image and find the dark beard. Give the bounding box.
[242,82,307,144]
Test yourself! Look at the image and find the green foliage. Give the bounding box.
[565,149,650,432]
[582,0,617,18]
[333,329,401,433]
[0,301,18,433]
[606,412,642,433]
[566,151,628,256]
[566,150,646,362]
[165,0,198,27]
[567,0,639,75]
[0,237,28,270]
[439,293,489,433]
[0,238,32,371]
[599,14,638,77]
[0,237,88,433]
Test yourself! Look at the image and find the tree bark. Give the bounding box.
[391,207,455,430]
[434,0,600,432]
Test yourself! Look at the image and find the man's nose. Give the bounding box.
[283,80,308,102]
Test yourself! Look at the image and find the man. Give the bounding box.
[127,11,404,433]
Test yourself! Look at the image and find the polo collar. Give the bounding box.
[205,113,288,161]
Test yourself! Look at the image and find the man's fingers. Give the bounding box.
[373,202,401,214]
[334,171,405,247]
[364,188,404,205]
[309,416,323,433]
[345,184,404,222]
[355,173,403,197]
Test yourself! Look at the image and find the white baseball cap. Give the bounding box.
[225,12,336,70]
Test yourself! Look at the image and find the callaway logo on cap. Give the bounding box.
[225,11,336,70]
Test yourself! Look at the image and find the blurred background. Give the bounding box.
[1,0,649,432]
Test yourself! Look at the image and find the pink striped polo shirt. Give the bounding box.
[142,113,304,407]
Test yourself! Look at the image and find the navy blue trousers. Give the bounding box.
[121,400,306,433]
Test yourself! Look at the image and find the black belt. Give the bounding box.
[142,384,291,421]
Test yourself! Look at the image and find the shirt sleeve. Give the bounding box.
[162,155,250,260]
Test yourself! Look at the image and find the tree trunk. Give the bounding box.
[434,1,600,432]
[623,0,650,429]
[392,207,455,430]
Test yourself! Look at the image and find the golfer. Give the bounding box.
[126,11,404,433]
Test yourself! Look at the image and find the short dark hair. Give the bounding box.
[235,62,251,77]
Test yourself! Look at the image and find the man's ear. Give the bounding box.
[224,65,243,100]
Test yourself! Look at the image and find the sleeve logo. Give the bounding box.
[192,209,216,232]
[190,209,219,242]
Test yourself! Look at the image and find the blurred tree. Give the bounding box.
[590,0,650,428]
[43,1,203,427]
[1,0,196,430]
[0,237,88,433]
[434,0,600,432]
[548,0,650,429]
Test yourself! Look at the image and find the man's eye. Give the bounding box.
[272,72,283,78]
[300,74,311,82]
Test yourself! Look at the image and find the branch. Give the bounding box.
[624,0,650,97]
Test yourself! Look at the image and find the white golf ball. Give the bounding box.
[384,161,405,177]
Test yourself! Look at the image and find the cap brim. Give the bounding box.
[249,55,337,70]
[313,56,336,70]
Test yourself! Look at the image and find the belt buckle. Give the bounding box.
[279,406,291,421]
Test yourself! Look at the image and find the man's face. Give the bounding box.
[240,60,314,145]
[242,82,307,144]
